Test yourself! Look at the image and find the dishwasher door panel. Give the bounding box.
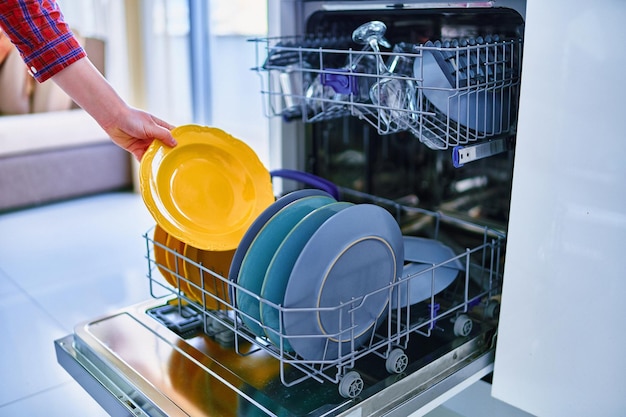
[492,1,626,416]
[56,298,498,417]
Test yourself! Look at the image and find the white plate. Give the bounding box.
[282,204,403,361]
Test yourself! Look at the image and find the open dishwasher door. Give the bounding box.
[55,297,497,417]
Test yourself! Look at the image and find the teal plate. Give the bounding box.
[228,189,333,306]
[260,202,353,351]
[236,195,336,337]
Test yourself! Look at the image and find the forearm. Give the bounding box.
[0,0,86,83]
[51,56,128,132]
[2,0,175,160]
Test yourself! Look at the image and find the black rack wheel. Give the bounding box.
[385,348,408,374]
[338,371,364,398]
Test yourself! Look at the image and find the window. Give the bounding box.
[1,0,269,165]
[58,0,269,163]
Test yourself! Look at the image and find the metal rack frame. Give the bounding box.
[250,35,522,154]
[144,187,505,398]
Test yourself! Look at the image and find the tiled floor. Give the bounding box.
[0,192,154,416]
[0,192,532,417]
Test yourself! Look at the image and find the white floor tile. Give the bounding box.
[0,269,20,298]
[0,382,108,417]
[423,407,466,417]
[0,291,72,405]
[0,192,155,294]
[0,192,157,408]
[29,269,152,334]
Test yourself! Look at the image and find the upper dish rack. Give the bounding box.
[251,22,523,155]
[143,186,505,399]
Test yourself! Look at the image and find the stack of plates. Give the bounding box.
[229,190,404,361]
[141,125,275,309]
[152,224,235,310]
[152,224,183,290]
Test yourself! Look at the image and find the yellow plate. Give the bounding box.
[154,225,190,296]
[183,245,235,310]
[153,225,176,288]
[140,125,274,250]
[165,233,186,291]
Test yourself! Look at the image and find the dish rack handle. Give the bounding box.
[270,169,340,199]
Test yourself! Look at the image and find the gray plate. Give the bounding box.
[417,50,507,134]
[282,204,404,361]
[393,236,464,308]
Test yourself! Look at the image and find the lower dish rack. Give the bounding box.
[143,187,505,399]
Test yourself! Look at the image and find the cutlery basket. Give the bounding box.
[143,186,505,399]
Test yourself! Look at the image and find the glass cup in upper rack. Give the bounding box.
[369,41,420,135]
[284,21,420,127]
[303,21,391,122]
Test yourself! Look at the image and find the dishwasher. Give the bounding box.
[54,1,626,416]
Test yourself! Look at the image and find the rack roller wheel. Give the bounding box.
[485,299,501,319]
[453,314,473,337]
[385,348,408,374]
[338,371,364,398]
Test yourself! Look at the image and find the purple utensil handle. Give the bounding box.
[321,69,358,95]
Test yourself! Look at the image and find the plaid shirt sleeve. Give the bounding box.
[0,0,86,82]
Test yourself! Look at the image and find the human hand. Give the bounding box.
[50,58,177,160]
[103,105,177,160]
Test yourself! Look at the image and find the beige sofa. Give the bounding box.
[0,36,133,212]
[0,110,132,212]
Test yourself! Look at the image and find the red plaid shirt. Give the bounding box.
[0,0,85,82]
